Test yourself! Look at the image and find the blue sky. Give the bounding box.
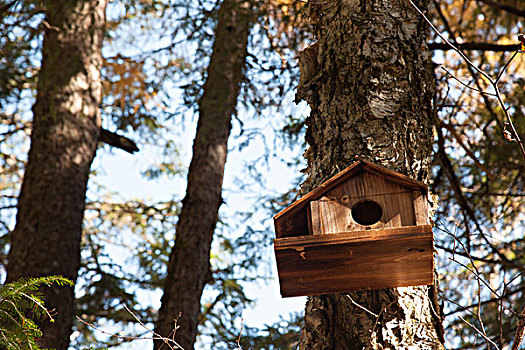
[90,104,308,347]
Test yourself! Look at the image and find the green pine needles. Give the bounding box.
[0,276,72,350]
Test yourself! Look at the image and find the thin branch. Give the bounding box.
[409,0,493,83]
[439,120,494,179]
[435,220,517,340]
[236,318,244,350]
[41,20,59,32]
[99,128,139,154]
[411,0,525,161]
[460,191,525,197]
[0,0,18,14]
[511,306,525,350]
[435,244,499,265]
[77,305,184,349]
[496,51,519,83]
[493,86,525,158]
[442,225,503,298]
[429,42,520,52]
[441,67,496,96]
[370,301,395,335]
[444,286,525,317]
[345,294,378,318]
[458,315,500,349]
[477,0,525,17]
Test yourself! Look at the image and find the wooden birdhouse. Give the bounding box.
[273,159,433,297]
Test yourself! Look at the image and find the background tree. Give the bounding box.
[5,1,107,349]
[1,0,310,347]
[294,0,445,348]
[153,0,252,348]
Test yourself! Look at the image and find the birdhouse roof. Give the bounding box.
[273,159,428,234]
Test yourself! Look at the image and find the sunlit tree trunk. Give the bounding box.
[154,0,251,349]
[6,1,106,349]
[295,0,445,348]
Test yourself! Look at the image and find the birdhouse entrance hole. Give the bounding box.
[351,200,383,226]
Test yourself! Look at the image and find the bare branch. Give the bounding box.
[496,51,519,83]
[0,0,18,14]
[77,305,184,350]
[410,0,525,161]
[236,318,244,350]
[458,315,500,349]
[443,286,525,317]
[441,67,496,96]
[409,0,493,83]
[477,0,525,18]
[429,43,520,52]
[99,128,139,154]
[511,306,525,350]
[438,119,494,179]
[345,294,378,318]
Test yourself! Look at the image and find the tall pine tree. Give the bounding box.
[154,0,252,348]
[6,1,106,348]
[295,0,445,348]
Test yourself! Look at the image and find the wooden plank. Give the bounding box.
[332,172,367,232]
[306,203,313,235]
[359,159,429,191]
[274,208,309,238]
[274,227,433,297]
[311,196,350,234]
[275,225,432,249]
[273,162,363,227]
[305,174,418,234]
[413,191,430,225]
[273,160,428,238]
[309,200,322,235]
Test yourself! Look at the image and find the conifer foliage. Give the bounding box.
[0,276,72,350]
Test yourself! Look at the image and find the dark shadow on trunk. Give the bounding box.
[6,1,106,349]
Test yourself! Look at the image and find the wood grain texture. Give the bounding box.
[274,226,433,297]
[309,172,420,234]
[413,191,430,225]
[274,160,428,238]
[275,225,432,248]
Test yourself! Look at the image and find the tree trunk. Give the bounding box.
[153,1,251,349]
[6,1,106,349]
[296,0,445,349]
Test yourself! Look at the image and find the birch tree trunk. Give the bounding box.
[6,1,106,349]
[296,0,445,348]
[153,1,251,349]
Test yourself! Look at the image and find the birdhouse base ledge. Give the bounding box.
[274,225,434,297]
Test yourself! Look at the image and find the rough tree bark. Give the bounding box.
[6,1,106,349]
[153,1,251,349]
[295,0,445,349]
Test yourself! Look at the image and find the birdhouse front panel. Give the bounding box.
[307,171,427,235]
[273,159,434,297]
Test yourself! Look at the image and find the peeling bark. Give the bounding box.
[153,1,251,349]
[6,1,106,349]
[296,0,445,348]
